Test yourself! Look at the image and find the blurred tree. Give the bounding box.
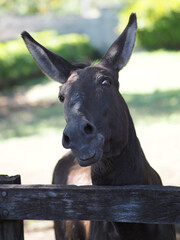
[138,11,180,50]
[0,0,121,15]
[119,0,180,50]
[0,0,73,15]
[120,0,180,29]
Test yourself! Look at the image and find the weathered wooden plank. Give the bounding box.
[0,175,21,184]
[0,184,179,224]
[0,175,24,240]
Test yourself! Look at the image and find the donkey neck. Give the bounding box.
[91,115,148,186]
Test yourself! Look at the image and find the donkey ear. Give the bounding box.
[21,31,73,83]
[100,13,137,71]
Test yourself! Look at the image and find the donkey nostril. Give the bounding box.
[84,123,94,135]
[63,133,70,146]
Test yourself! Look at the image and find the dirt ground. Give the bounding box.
[1,129,180,239]
[24,221,180,240]
[24,221,54,240]
[1,94,180,239]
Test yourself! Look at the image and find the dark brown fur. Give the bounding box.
[22,13,176,240]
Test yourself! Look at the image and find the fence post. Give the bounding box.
[0,175,24,240]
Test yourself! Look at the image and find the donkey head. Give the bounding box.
[22,13,137,167]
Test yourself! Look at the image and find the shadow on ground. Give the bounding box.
[123,89,180,121]
[0,101,65,139]
[0,89,180,140]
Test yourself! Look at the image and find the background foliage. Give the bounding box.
[0,0,66,15]
[0,0,179,89]
[0,31,97,90]
[1,0,180,50]
[120,0,180,50]
[0,0,118,15]
[138,11,180,50]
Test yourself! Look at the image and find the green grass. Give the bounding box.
[1,51,180,189]
[0,102,65,140]
[1,88,180,140]
[123,89,180,124]
[120,50,180,93]
[0,50,180,140]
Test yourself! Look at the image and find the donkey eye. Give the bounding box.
[101,79,112,87]
[58,94,65,103]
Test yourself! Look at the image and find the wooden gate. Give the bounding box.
[0,175,180,239]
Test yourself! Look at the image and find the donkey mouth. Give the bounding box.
[78,152,97,167]
[74,134,104,167]
[80,152,96,161]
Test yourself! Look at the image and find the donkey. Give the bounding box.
[22,13,176,240]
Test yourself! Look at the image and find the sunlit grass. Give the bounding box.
[123,89,180,124]
[0,50,180,141]
[0,101,65,140]
[120,50,180,93]
[0,51,180,188]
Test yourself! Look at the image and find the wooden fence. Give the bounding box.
[0,175,180,239]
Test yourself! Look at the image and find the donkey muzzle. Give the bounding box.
[62,119,104,166]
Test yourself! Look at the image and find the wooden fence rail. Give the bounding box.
[0,175,180,239]
[0,181,180,224]
[0,175,24,240]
